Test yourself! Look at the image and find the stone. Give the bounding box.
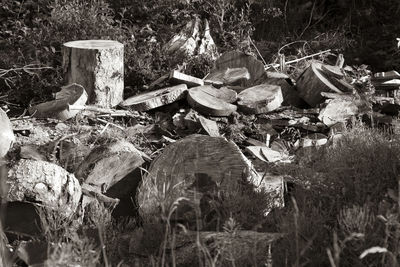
[75,140,144,193]
[237,84,283,114]
[300,133,328,148]
[62,40,124,108]
[0,108,15,158]
[120,84,188,111]
[7,159,82,217]
[28,83,88,121]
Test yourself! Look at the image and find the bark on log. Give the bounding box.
[296,61,343,107]
[62,40,124,108]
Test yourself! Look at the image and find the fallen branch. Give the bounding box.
[68,104,134,117]
[265,49,331,70]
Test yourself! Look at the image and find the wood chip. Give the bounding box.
[198,116,220,137]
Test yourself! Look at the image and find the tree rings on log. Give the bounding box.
[213,51,265,87]
[205,67,250,86]
[237,84,283,114]
[62,40,124,108]
[187,86,237,116]
[28,83,88,121]
[120,84,188,111]
[137,134,260,222]
[296,61,343,107]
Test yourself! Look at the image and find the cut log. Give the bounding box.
[120,84,187,111]
[7,159,82,217]
[187,86,237,116]
[296,61,343,107]
[62,40,124,108]
[0,108,15,158]
[137,135,262,225]
[28,83,88,121]
[190,85,237,103]
[170,70,204,87]
[198,116,220,137]
[75,140,144,192]
[205,67,250,86]
[318,99,360,126]
[212,51,266,87]
[321,64,344,79]
[237,84,283,114]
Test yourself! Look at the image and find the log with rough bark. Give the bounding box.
[296,61,343,107]
[187,86,237,116]
[0,108,15,158]
[62,40,124,108]
[237,84,283,114]
[120,84,188,111]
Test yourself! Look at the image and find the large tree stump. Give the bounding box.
[62,40,124,108]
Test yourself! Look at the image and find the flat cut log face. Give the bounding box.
[237,84,283,114]
[137,134,260,223]
[62,40,124,108]
[120,84,188,111]
[187,86,237,116]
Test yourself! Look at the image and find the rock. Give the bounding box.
[212,51,266,87]
[170,70,204,88]
[137,134,261,225]
[120,84,188,111]
[28,83,88,121]
[7,159,82,217]
[62,40,124,108]
[0,108,15,158]
[237,84,283,114]
[187,86,237,116]
[75,140,144,193]
[205,67,250,86]
[198,116,220,137]
[296,62,343,107]
[318,99,360,127]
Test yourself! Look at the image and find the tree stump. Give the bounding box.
[62,40,124,108]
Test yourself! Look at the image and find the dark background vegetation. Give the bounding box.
[1,0,399,105]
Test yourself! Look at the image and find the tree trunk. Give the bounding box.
[62,40,124,108]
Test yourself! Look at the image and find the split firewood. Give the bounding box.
[81,183,120,208]
[0,108,15,158]
[120,84,188,111]
[320,92,355,100]
[296,61,343,107]
[198,116,220,137]
[62,40,124,108]
[170,70,204,87]
[204,67,250,86]
[237,84,283,114]
[245,146,292,163]
[187,86,237,116]
[299,133,328,148]
[28,83,88,121]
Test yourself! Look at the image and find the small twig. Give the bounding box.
[248,37,267,66]
[265,49,331,70]
[96,118,124,130]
